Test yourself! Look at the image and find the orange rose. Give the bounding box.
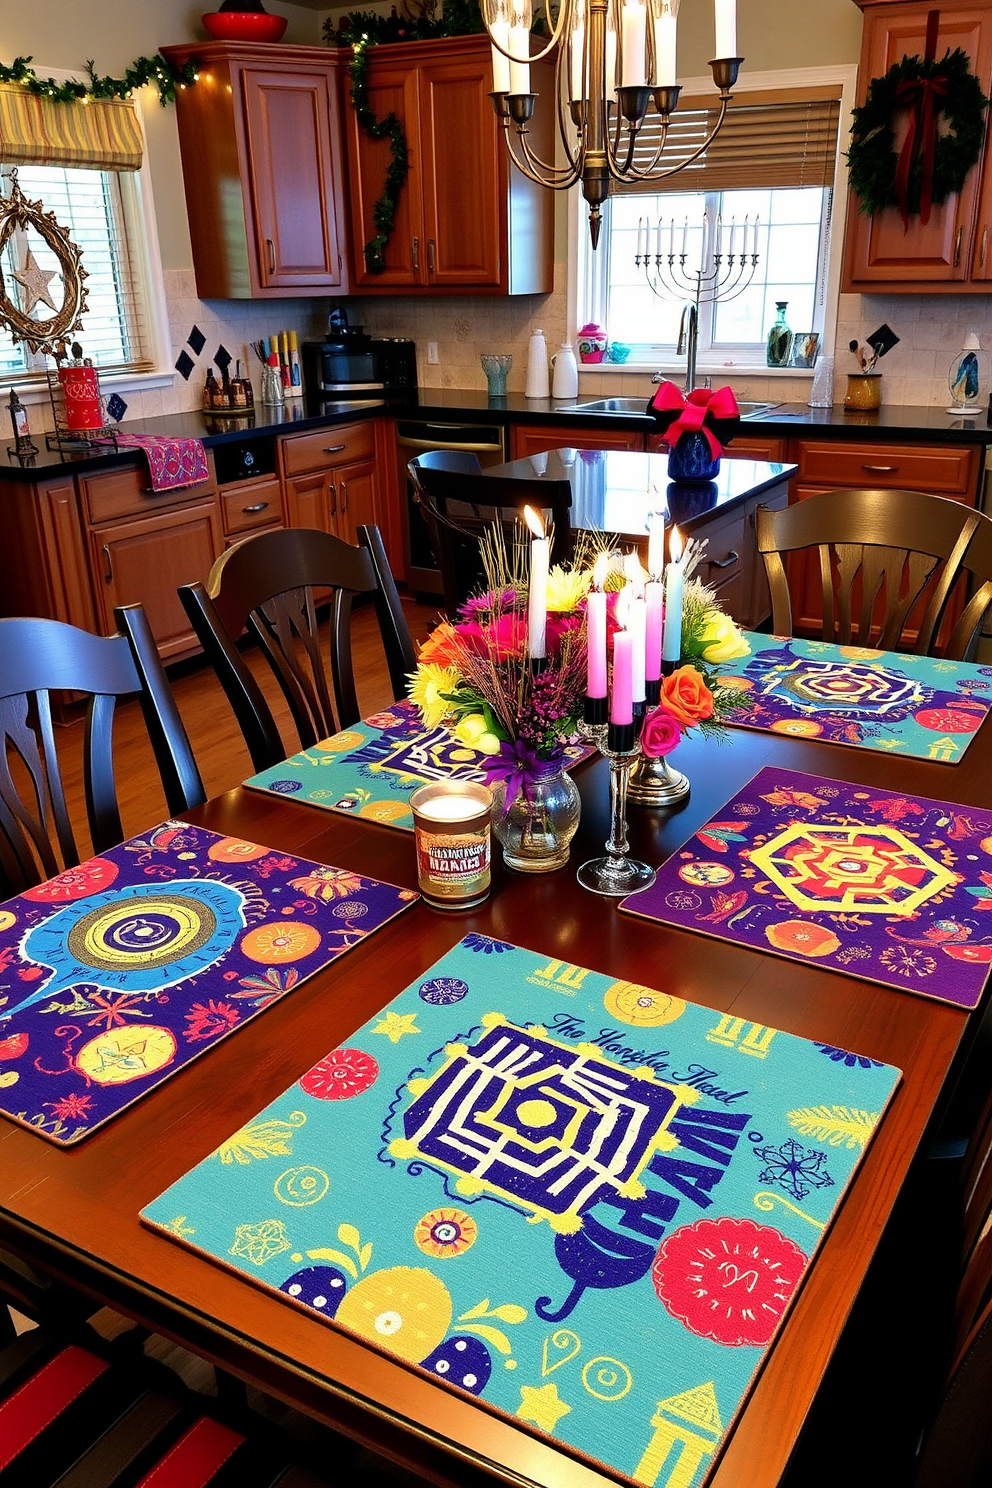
[660,665,715,727]
[417,622,462,667]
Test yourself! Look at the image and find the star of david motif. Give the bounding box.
[749,823,957,916]
[395,1019,682,1229]
[759,660,926,720]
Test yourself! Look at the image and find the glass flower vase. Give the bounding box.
[491,767,581,873]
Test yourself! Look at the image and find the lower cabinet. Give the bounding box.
[511,424,646,458]
[280,421,380,540]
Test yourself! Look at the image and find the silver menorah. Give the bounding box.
[635,214,761,394]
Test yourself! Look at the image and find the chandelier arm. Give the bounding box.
[622,114,672,178]
[518,126,581,182]
[503,124,580,187]
[648,98,730,181]
[554,53,583,172]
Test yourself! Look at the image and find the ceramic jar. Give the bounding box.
[844,373,882,412]
[577,322,608,363]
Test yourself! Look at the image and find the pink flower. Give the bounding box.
[640,705,683,758]
[457,612,528,660]
[546,611,581,654]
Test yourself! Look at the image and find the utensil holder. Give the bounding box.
[844,373,882,412]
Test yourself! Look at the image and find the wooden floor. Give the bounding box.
[60,594,438,857]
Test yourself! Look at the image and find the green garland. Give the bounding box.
[328,4,484,274]
[0,53,198,107]
[847,48,988,218]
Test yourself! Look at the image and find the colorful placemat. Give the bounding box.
[719,634,992,762]
[142,935,899,1487]
[0,822,417,1145]
[621,766,992,1009]
[243,699,592,831]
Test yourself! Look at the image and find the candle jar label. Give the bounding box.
[411,783,493,910]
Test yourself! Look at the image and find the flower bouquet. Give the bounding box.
[408,528,601,872]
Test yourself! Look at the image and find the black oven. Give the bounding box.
[396,419,508,596]
[302,336,417,397]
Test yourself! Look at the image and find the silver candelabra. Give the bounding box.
[636,215,760,393]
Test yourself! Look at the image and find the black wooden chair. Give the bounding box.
[178,524,416,774]
[0,606,204,896]
[407,449,574,616]
[755,488,989,657]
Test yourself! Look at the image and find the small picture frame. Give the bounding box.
[788,332,820,369]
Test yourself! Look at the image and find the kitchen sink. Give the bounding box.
[558,397,780,419]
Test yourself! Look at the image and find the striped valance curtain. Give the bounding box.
[0,84,142,171]
[617,86,843,195]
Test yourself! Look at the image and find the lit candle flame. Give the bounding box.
[669,524,684,564]
[593,551,610,590]
[523,504,545,539]
[647,511,664,578]
[615,584,631,629]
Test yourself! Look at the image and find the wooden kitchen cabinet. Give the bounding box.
[344,35,554,295]
[512,424,647,458]
[279,421,381,541]
[161,42,349,298]
[646,432,789,461]
[843,0,992,291]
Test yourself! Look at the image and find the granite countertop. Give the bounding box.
[3,389,991,483]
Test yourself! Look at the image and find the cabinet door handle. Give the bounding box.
[711,550,739,570]
[266,238,275,273]
[323,443,346,454]
[954,225,964,267]
[243,501,269,513]
[340,479,348,513]
[328,481,337,515]
[412,236,420,270]
[982,227,989,268]
[862,463,898,473]
[427,238,436,274]
[102,544,114,584]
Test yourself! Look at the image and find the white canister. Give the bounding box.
[525,328,550,399]
[551,341,579,400]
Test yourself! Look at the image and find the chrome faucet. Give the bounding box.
[651,301,699,395]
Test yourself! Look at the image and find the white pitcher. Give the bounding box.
[525,329,550,399]
[551,341,579,400]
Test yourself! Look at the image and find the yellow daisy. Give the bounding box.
[546,564,592,613]
[408,663,461,730]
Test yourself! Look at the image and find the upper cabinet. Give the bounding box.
[842,0,992,292]
[161,42,349,298]
[344,35,555,295]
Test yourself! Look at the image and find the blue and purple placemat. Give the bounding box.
[621,766,992,1009]
[718,634,992,762]
[143,935,899,1487]
[244,699,591,832]
[0,821,417,1145]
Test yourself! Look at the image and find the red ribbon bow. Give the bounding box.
[648,382,740,459]
[894,8,947,230]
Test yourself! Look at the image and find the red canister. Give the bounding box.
[59,365,103,432]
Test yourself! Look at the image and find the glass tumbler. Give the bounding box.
[481,353,512,398]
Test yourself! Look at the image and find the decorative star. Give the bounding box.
[517,1382,571,1433]
[372,1010,420,1043]
[12,249,58,315]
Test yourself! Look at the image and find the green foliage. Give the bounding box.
[0,52,198,107]
[846,48,988,218]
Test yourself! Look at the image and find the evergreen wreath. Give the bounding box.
[847,47,988,218]
[0,53,198,107]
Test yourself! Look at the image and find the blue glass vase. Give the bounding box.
[667,431,721,482]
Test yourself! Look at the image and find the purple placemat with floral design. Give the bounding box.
[0,821,417,1144]
[620,767,992,1008]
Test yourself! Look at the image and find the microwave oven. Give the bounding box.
[302,336,417,397]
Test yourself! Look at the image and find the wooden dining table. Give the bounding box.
[0,716,986,1488]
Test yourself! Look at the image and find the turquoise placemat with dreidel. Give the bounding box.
[244,698,591,831]
[143,935,900,1487]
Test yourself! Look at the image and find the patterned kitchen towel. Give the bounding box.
[0,821,417,1144]
[621,766,992,1008]
[113,432,209,491]
[719,634,992,763]
[143,935,900,1488]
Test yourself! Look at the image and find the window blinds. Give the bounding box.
[616,86,843,195]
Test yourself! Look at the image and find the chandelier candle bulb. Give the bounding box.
[606,18,618,92]
[621,0,647,88]
[662,526,685,665]
[654,6,677,87]
[490,18,511,92]
[508,23,530,93]
[524,505,549,660]
[569,21,585,101]
[714,0,737,57]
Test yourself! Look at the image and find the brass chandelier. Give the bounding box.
[483,0,742,247]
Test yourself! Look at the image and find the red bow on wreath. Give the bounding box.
[895,8,947,230]
[646,381,740,459]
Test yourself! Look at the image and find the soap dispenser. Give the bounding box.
[526,328,550,399]
[551,341,579,400]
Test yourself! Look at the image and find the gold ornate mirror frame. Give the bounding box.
[0,169,88,356]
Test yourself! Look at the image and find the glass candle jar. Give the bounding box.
[410,782,493,908]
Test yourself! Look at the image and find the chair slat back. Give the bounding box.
[0,612,203,895]
[179,525,415,773]
[408,450,573,616]
[756,489,982,655]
